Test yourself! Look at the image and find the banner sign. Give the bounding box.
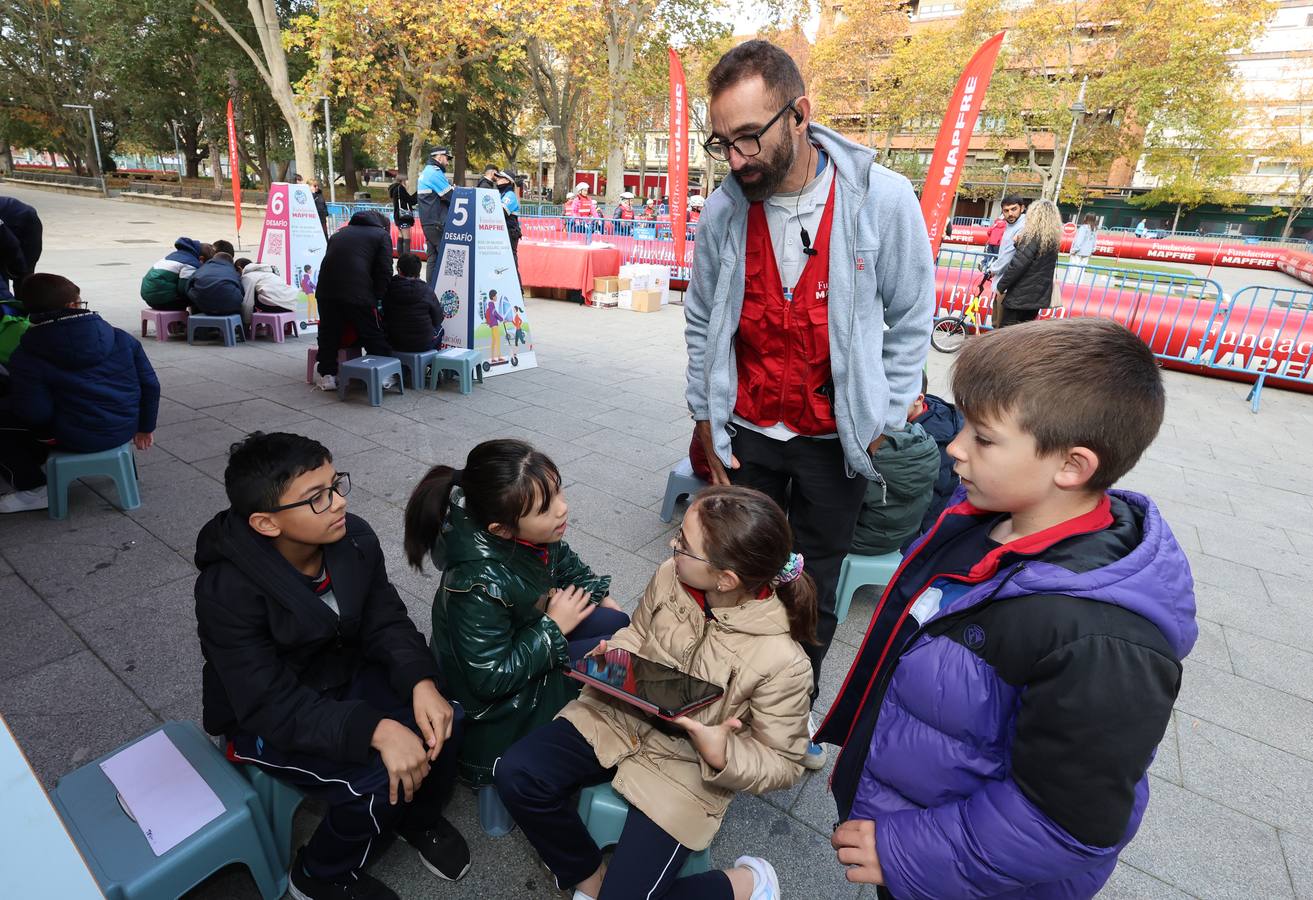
[226,100,242,234]
[920,31,1007,259]
[430,187,537,377]
[668,49,689,268]
[256,182,328,333]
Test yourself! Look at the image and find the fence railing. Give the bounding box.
[119,179,248,203]
[6,170,105,192]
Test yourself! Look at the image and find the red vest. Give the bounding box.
[734,177,838,436]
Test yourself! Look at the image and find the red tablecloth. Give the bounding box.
[518,241,622,299]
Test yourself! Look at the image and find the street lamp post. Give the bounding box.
[1054,76,1088,204]
[62,103,104,194]
[998,164,1011,216]
[170,122,184,184]
[319,97,336,203]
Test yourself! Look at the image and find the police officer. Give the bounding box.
[417,147,454,289]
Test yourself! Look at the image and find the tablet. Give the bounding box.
[566,649,724,720]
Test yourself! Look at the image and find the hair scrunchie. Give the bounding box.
[774,552,805,586]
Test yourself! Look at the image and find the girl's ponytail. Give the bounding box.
[776,571,819,646]
[403,465,457,570]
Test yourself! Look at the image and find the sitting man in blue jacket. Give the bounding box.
[0,274,159,513]
[187,251,245,318]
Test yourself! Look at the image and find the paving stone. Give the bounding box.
[1189,618,1234,673]
[68,576,202,709]
[1175,714,1313,840]
[279,415,382,458]
[1193,581,1313,650]
[0,575,85,682]
[1096,862,1199,899]
[1119,776,1293,900]
[1149,711,1183,786]
[1197,528,1313,580]
[201,397,315,433]
[124,467,230,551]
[565,451,672,507]
[153,395,212,427]
[4,521,196,619]
[1223,627,1313,704]
[509,403,610,442]
[163,380,259,409]
[333,446,432,507]
[564,482,678,553]
[1283,832,1313,900]
[151,416,248,462]
[1175,660,1313,763]
[0,651,159,787]
[711,794,862,898]
[576,426,688,473]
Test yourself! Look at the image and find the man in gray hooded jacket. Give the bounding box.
[685,41,933,756]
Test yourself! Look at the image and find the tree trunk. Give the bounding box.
[396,133,411,177]
[453,107,469,188]
[554,140,574,200]
[606,93,626,206]
[638,131,647,199]
[254,107,271,184]
[1171,202,1183,233]
[0,134,13,175]
[209,134,225,191]
[341,132,358,192]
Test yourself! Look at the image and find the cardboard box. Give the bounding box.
[631,289,663,313]
[616,289,633,309]
[589,291,619,308]
[593,276,619,294]
[614,277,632,292]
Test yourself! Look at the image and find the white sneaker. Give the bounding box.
[314,373,337,391]
[802,712,827,770]
[383,374,401,391]
[0,487,49,514]
[735,856,781,900]
[572,892,597,900]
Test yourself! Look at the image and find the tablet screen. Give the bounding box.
[567,649,724,719]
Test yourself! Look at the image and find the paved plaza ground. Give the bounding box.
[1,183,1312,899]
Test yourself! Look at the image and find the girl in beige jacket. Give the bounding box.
[496,485,815,900]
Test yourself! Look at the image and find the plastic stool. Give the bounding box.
[186,313,245,347]
[338,356,403,407]
[140,309,189,342]
[659,458,709,523]
[235,764,305,870]
[432,348,483,394]
[392,349,441,389]
[578,783,711,876]
[48,721,287,900]
[478,784,515,837]
[305,346,362,383]
[46,442,141,520]
[249,311,299,343]
[834,551,903,625]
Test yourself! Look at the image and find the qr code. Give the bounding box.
[266,232,284,258]
[443,247,467,279]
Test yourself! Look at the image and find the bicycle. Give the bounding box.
[931,267,992,354]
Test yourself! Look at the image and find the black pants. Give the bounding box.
[316,302,393,377]
[229,663,463,881]
[998,306,1040,328]
[496,718,733,900]
[730,427,868,700]
[0,423,50,490]
[144,298,189,312]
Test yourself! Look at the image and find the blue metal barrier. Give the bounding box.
[1201,285,1313,411]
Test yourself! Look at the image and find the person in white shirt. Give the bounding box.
[1069,214,1098,281]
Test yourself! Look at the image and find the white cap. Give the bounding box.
[574,182,589,193]
[689,195,706,207]
[566,191,576,199]
[620,191,635,199]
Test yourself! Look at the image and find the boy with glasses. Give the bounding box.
[194,431,469,900]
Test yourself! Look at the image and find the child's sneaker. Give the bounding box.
[735,855,781,900]
[0,487,49,514]
[802,712,827,770]
[314,372,338,392]
[400,817,471,881]
[288,851,398,900]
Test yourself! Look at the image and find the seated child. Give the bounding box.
[195,431,469,900]
[908,374,965,539]
[0,294,30,366]
[851,389,940,557]
[403,438,628,788]
[496,485,812,900]
[0,274,158,514]
[818,318,1196,899]
[235,258,299,327]
[187,251,244,316]
[140,237,209,311]
[383,252,443,352]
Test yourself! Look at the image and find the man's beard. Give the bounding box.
[732,136,796,202]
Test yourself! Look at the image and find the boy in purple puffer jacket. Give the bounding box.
[819,318,1196,900]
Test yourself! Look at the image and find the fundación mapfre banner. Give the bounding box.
[668,48,689,267]
[256,183,328,333]
[920,30,1007,259]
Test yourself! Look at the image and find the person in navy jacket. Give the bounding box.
[821,318,1195,900]
[187,252,245,316]
[0,274,158,513]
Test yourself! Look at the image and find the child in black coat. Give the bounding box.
[382,253,444,352]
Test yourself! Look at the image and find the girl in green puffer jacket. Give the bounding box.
[403,438,629,789]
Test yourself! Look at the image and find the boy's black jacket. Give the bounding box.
[194,510,439,763]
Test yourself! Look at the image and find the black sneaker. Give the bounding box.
[401,817,472,881]
[288,851,400,900]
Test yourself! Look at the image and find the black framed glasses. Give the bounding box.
[703,98,800,162]
[268,473,351,514]
[671,529,713,565]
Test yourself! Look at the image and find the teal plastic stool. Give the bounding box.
[46,442,141,520]
[432,348,484,394]
[834,551,903,625]
[392,349,441,389]
[659,458,708,523]
[236,763,305,870]
[48,721,287,900]
[186,313,245,347]
[577,782,711,877]
[338,355,404,407]
[478,784,515,837]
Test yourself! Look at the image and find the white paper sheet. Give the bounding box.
[99,730,226,856]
